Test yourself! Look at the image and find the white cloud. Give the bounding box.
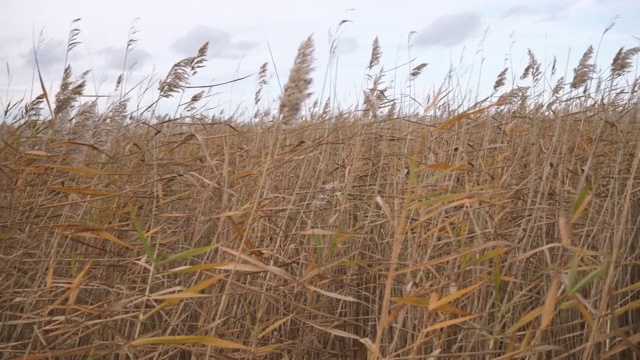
[501,3,570,21]
[98,46,151,72]
[171,25,258,60]
[570,0,597,12]
[337,36,358,54]
[22,39,68,70]
[414,12,483,47]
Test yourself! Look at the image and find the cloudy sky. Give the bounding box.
[1,0,639,118]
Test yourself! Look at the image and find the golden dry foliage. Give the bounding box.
[1,29,640,360]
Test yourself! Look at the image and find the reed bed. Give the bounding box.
[1,24,640,359]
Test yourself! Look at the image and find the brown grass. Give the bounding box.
[1,27,640,360]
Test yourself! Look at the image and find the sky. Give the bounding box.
[1,0,639,120]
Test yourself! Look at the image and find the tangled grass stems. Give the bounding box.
[1,28,640,360]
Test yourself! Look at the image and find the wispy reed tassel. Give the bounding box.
[279,36,315,128]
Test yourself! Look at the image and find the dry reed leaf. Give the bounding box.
[375,194,392,220]
[425,163,473,171]
[80,230,134,249]
[14,347,108,359]
[600,333,640,359]
[158,245,218,265]
[192,133,219,167]
[0,233,15,239]
[570,186,592,223]
[208,263,267,272]
[144,224,164,239]
[46,164,110,176]
[303,319,376,352]
[507,305,544,334]
[156,235,183,245]
[407,199,478,224]
[431,302,470,316]
[150,293,210,300]
[141,276,223,320]
[391,296,429,307]
[51,222,103,230]
[250,343,287,355]
[297,229,342,235]
[507,243,600,264]
[184,275,223,294]
[232,170,259,179]
[423,313,482,333]
[16,167,44,187]
[226,216,264,257]
[558,215,570,247]
[477,274,518,282]
[67,261,91,305]
[35,57,53,117]
[308,285,364,303]
[392,296,469,315]
[471,247,512,265]
[428,282,483,311]
[571,296,596,328]
[131,335,249,349]
[385,301,409,326]
[407,193,471,212]
[48,186,110,196]
[46,264,54,289]
[426,349,443,360]
[24,150,52,156]
[298,250,360,283]
[396,241,513,275]
[613,298,640,317]
[540,275,560,330]
[258,315,294,339]
[44,263,92,313]
[614,281,640,294]
[163,133,196,156]
[219,247,297,284]
[53,140,102,154]
[163,262,235,274]
[433,103,494,131]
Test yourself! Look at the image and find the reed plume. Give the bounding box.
[571,45,596,90]
[279,35,315,128]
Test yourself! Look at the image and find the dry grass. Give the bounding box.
[1,27,640,360]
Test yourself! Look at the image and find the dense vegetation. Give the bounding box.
[1,21,640,359]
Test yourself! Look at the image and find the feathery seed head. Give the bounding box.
[158,42,209,99]
[410,63,428,80]
[368,37,382,71]
[611,46,640,80]
[493,67,509,92]
[571,45,596,90]
[279,35,315,128]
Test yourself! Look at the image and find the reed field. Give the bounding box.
[1,23,640,359]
